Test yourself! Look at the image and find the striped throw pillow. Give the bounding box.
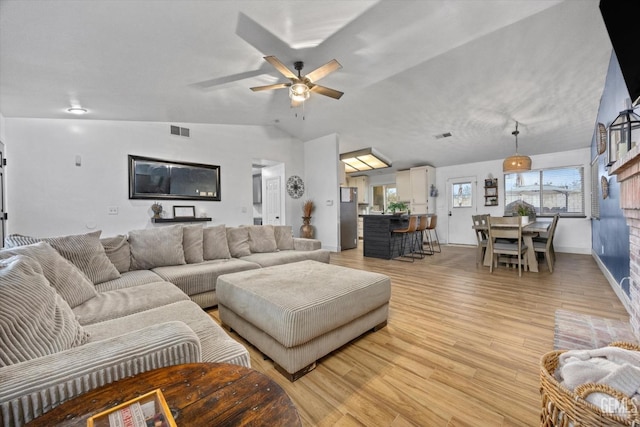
[0,255,90,367]
[13,231,122,285]
[0,242,97,308]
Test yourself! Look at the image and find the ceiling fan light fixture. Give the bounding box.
[289,82,310,102]
[503,121,532,173]
[340,148,391,172]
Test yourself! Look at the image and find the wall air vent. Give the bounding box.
[434,132,452,139]
[170,125,190,137]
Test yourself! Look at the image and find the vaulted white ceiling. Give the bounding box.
[0,0,613,172]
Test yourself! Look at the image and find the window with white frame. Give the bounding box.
[504,166,585,217]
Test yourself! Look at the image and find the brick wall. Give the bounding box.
[611,145,640,340]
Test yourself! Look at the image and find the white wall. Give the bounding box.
[5,118,304,237]
[0,113,5,142]
[434,147,593,254]
[304,134,340,251]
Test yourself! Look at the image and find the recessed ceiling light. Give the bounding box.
[67,107,88,115]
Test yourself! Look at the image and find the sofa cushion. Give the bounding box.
[83,300,250,367]
[94,270,165,292]
[100,235,131,273]
[73,281,190,325]
[0,242,97,308]
[182,224,204,264]
[203,225,231,260]
[240,249,331,268]
[152,258,261,296]
[0,255,89,367]
[129,225,186,270]
[226,227,251,258]
[247,225,278,253]
[6,231,121,285]
[273,226,295,250]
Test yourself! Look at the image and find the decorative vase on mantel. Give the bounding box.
[300,216,315,239]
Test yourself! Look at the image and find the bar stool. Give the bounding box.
[391,215,419,262]
[424,215,441,253]
[414,215,430,257]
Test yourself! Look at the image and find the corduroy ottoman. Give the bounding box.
[217,260,391,381]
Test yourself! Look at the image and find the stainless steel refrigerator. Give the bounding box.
[340,187,358,250]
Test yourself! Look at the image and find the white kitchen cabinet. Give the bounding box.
[347,176,369,204]
[408,165,436,214]
[395,170,411,202]
[357,216,364,239]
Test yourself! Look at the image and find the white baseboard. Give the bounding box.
[556,246,591,255]
[592,250,632,315]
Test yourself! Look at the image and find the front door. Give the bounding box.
[265,176,282,225]
[447,176,477,245]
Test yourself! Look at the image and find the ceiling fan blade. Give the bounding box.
[236,13,294,62]
[309,84,344,99]
[264,56,297,80]
[305,59,342,83]
[250,83,291,92]
[193,64,271,89]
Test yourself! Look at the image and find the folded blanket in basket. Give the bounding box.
[556,346,640,415]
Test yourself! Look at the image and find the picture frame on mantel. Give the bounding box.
[173,205,196,218]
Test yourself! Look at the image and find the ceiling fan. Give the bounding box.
[250,56,343,106]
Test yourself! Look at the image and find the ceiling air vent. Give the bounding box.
[434,132,452,139]
[170,125,190,137]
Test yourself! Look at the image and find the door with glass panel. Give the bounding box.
[447,176,477,245]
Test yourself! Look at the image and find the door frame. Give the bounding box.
[446,175,477,245]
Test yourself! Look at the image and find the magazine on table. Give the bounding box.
[86,389,176,427]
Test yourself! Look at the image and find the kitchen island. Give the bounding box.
[362,214,410,259]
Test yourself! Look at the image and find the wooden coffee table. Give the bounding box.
[24,363,301,426]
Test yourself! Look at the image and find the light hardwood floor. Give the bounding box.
[208,243,629,426]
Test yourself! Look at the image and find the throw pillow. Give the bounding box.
[247,225,278,253]
[203,224,231,260]
[226,227,251,258]
[0,242,97,308]
[182,224,204,264]
[273,225,295,250]
[4,234,40,248]
[0,255,90,367]
[44,230,121,284]
[100,235,131,273]
[129,225,186,270]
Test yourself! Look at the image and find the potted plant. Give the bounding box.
[387,201,408,215]
[516,204,532,225]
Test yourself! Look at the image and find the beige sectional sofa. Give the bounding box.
[0,224,329,427]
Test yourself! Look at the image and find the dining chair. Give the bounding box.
[472,214,489,265]
[488,216,528,277]
[391,215,419,262]
[424,215,441,254]
[533,214,559,272]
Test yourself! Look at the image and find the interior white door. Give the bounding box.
[265,176,282,225]
[447,176,477,245]
[0,140,5,247]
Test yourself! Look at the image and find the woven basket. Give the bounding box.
[540,342,640,427]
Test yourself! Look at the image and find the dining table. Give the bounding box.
[474,220,552,273]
